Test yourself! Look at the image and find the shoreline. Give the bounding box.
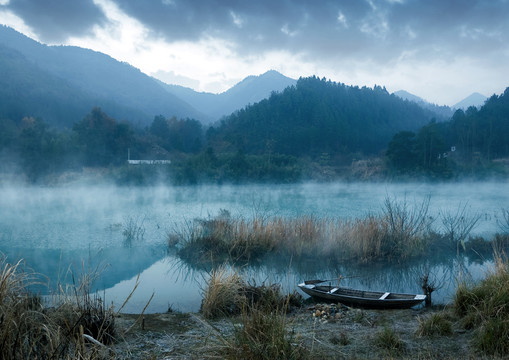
[111,304,475,359]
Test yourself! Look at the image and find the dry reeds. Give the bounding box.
[201,265,246,319]
[0,259,57,359]
[0,256,116,359]
[201,267,307,359]
[173,196,438,264]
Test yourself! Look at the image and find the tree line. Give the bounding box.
[386,87,509,178]
[207,76,435,157]
[1,77,508,184]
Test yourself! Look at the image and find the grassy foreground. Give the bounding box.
[0,258,115,359]
[113,258,509,359]
[3,252,509,358]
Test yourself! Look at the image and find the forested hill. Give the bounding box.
[0,44,150,128]
[0,26,203,127]
[208,76,437,157]
[447,87,509,160]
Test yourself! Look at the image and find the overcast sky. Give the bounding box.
[1,0,508,106]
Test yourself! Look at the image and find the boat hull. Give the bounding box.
[298,283,426,309]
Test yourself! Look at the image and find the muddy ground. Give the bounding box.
[99,302,495,360]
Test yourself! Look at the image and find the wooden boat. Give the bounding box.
[298,280,426,309]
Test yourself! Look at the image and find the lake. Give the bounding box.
[0,181,507,313]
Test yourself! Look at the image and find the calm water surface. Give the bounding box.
[0,182,507,312]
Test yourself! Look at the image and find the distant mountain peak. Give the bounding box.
[162,70,296,122]
[453,92,487,109]
[393,90,453,120]
[393,90,426,104]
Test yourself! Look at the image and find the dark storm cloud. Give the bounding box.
[113,0,509,65]
[2,0,106,42]
[3,0,509,67]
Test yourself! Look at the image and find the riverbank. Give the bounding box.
[111,304,476,359]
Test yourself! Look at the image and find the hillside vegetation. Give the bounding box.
[208,76,436,157]
[386,87,509,178]
[0,25,202,127]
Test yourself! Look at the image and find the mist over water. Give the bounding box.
[0,181,507,312]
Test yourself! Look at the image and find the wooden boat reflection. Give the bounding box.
[298,280,426,309]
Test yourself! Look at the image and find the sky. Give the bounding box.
[1,0,508,106]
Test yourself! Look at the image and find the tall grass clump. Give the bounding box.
[0,256,116,359]
[201,266,302,319]
[416,313,453,337]
[202,266,306,359]
[0,259,58,359]
[201,265,246,319]
[122,215,146,246]
[222,307,307,360]
[373,326,406,356]
[454,252,509,356]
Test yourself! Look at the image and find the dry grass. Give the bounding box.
[0,256,116,359]
[201,265,303,320]
[416,313,453,337]
[454,252,509,356]
[222,307,308,360]
[172,196,439,264]
[201,265,246,319]
[373,326,406,356]
[201,266,307,359]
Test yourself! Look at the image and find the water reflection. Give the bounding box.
[99,251,494,313]
[1,182,507,313]
[0,245,167,295]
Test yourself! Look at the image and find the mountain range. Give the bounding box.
[0,26,296,128]
[161,70,296,122]
[393,89,488,118]
[0,25,491,129]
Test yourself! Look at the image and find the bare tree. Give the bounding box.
[497,208,509,234]
[382,195,432,240]
[440,202,481,251]
[420,270,445,307]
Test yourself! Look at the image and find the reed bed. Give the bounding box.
[172,196,440,264]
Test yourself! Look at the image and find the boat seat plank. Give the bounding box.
[329,287,339,294]
[380,292,390,300]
